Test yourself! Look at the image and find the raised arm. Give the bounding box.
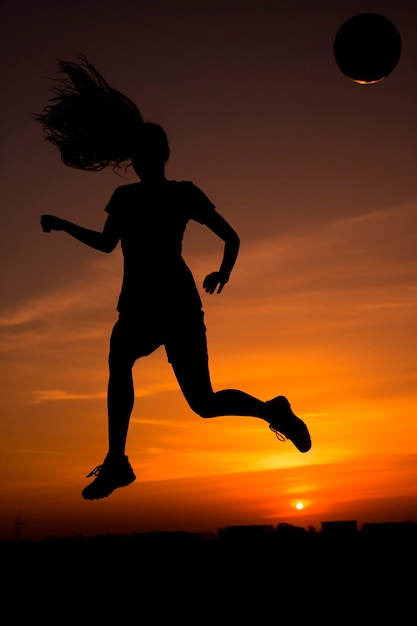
[202,210,240,294]
[40,214,120,253]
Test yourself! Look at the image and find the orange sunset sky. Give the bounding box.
[1,0,416,541]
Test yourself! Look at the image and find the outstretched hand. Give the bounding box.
[41,215,65,233]
[203,272,228,295]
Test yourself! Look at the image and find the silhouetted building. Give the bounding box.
[321,520,358,539]
[276,522,309,539]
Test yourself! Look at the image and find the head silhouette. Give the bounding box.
[131,122,170,180]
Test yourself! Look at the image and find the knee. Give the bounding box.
[198,409,215,419]
[188,398,216,419]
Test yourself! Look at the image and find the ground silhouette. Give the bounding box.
[2,520,414,622]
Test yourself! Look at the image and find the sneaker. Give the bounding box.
[266,396,311,453]
[82,454,136,500]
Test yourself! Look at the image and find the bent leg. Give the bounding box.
[170,349,269,421]
[166,311,269,420]
[171,354,311,451]
[166,312,311,451]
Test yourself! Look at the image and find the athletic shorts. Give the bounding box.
[109,307,208,365]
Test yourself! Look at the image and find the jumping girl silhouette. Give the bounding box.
[36,56,311,500]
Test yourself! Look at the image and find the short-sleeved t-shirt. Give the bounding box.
[105,180,216,315]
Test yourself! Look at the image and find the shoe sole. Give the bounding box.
[82,473,136,500]
[287,423,311,453]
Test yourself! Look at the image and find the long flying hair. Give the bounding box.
[35,55,145,171]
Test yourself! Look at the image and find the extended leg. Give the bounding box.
[170,348,269,420]
[81,320,138,500]
[107,356,135,457]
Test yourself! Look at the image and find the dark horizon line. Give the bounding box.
[4,517,417,544]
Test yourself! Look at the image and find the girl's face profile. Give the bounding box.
[131,123,170,179]
[131,151,165,179]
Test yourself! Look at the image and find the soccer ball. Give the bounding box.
[334,13,401,84]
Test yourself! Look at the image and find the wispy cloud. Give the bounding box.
[0,254,121,330]
[30,379,181,404]
[30,389,107,403]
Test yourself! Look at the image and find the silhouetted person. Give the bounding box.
[36,56,311,500]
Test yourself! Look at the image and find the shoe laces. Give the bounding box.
[86,464,103,478]
[269,425,286,442]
